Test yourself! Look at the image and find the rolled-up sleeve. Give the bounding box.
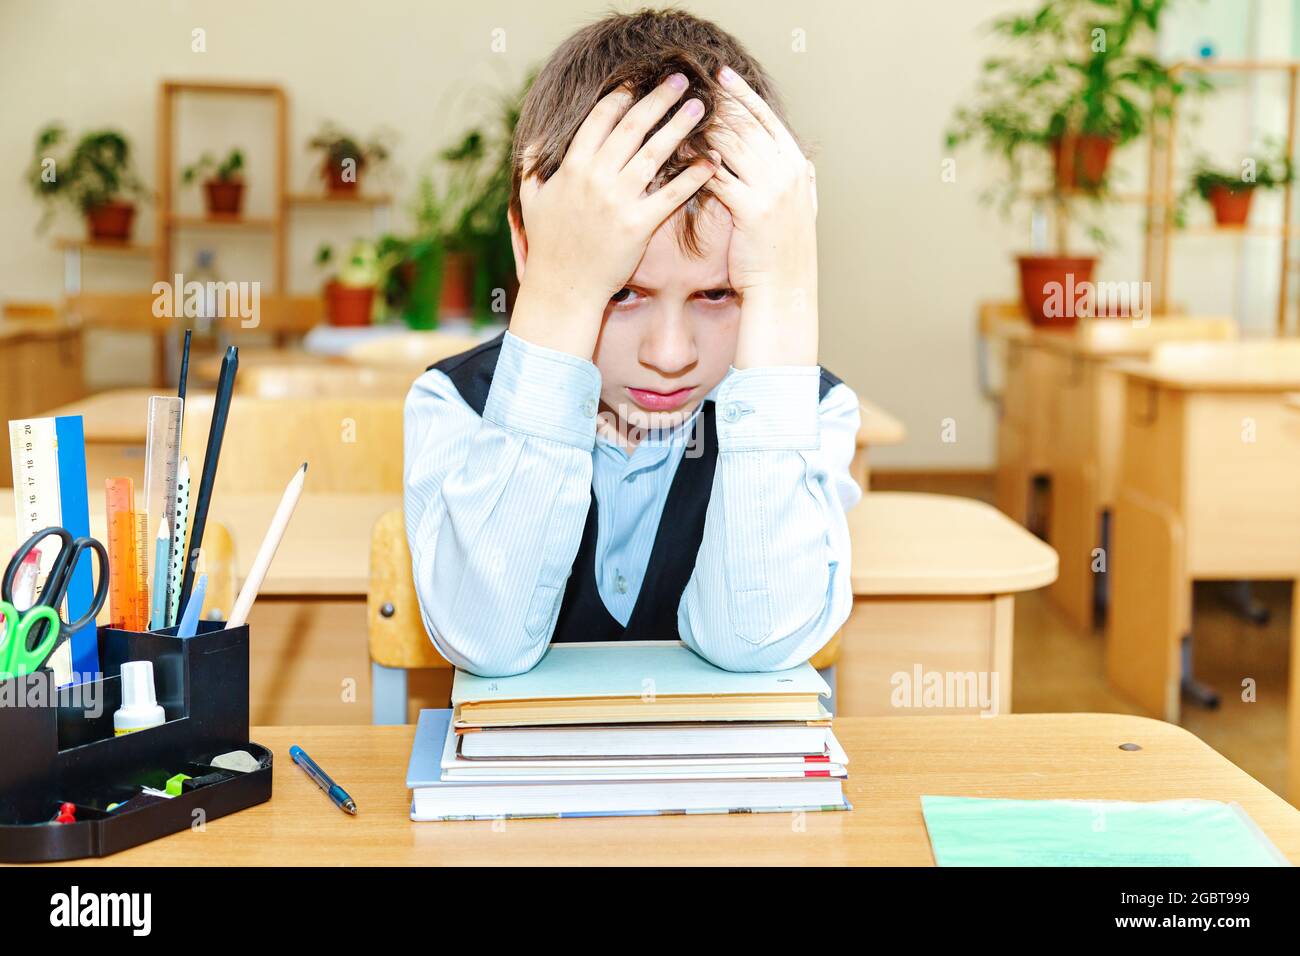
[403,331,601,676]
[677,367,862,671]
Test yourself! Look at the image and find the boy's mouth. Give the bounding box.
[625,386,695,412]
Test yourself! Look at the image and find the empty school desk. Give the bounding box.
[1107,341,1300,797]
[852,398,905,490]
[0,319,85,486]
[48,714,1300,866]
[837,493,1058,716]
[979,306,1237,630]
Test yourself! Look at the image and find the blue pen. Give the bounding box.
[176,573,208,638]
[149,518,170,630]
[290,745,357,815]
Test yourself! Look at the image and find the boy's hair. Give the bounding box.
[510,7,803,257]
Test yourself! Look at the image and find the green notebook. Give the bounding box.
[452,641,832,727]
[922,795,1290,867]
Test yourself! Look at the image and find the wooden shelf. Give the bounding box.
[1178,224,1300,239]
[167,214,279,230]
[54,238,154,256]
[286,193,393,207]
[163,80,282,97]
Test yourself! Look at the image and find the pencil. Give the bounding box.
[180,344,238,611]
[167,456,190,627]
[150,517,171,631]
[228,462,307,628]
[178,329,192,403]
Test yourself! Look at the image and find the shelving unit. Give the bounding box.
[1145,60,1300,336]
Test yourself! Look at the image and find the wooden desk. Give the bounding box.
[1107,342,1300,799]
[852,398,905,490]
[35,388,218,491]
[42,714,1300,866]
[980,304,1237,632]
[839,493,1057,716]
[0,320,86,487]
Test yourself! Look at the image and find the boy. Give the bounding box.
[404,8,861,677]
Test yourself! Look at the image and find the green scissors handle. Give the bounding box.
[0,601,63,678]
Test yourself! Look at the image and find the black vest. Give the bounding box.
[430,333,842,643]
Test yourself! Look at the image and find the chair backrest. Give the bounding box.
[368,508,450,670]
[1078,315,1237,355]
[182,395,404,494]
[1147,339,1300,385]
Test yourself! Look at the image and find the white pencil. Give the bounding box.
[227,462,307,628]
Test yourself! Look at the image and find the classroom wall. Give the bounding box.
[0,0,1270,468]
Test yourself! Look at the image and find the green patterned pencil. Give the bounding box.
[167,455,191,627]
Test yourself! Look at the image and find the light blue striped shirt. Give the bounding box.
[403,330,861,676]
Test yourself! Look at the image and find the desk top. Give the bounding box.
[977,304,1237,359]
[0,493,398,598]
[850,492,1058,595]
[1114,340,1300,391]
[39,388,215,443]
[0,319,81,345]
[856,398,906,447]
[42,714,1300,866]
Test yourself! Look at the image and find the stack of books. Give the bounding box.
[405,642,850,820]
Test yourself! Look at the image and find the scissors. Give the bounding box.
[0,527,109,678]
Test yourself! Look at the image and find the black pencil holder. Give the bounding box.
[0,620,272,862]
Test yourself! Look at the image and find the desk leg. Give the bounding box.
[1107,489,1185,722]
[1047,465,1099,634]
[371,662,409,725]
[1289,580,1300,806]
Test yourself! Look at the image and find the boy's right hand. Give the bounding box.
[509,74,717,359]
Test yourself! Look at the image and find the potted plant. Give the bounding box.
[308,123,392,196]
[407,81,523,328]
[26,124,149,241]
[317,240,394,326]
[182,149,246,217]
[1187,145,1293,227]
[946,0,1197,326]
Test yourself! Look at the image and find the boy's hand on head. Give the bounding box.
[706,66,819,368]
[510,75,718,360]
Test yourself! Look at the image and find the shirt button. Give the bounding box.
[615,574,628,594]
[722,402,742,423]
[581,398,598,418]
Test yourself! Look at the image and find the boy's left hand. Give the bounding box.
[706,65,819,368]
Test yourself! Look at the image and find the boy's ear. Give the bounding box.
[508,206,528,281]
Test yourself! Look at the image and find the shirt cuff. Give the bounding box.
[715,366,821,451]
[483,331,602,449]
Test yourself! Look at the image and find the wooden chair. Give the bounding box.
[182,395,404,495]
[366,507,842,724]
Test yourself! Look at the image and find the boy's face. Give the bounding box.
[512,195,740,440]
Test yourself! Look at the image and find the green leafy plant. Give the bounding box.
[181,148,245,185]
[407,78,525,324]
[1189,146,1293,199]
[316,240,396,289]
[945,0,1202,247]
[308,122,393,179]
[26,124,148,229]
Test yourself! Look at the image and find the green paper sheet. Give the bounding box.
[921,796,1290,867]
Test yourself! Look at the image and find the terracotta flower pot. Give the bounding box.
[439,251,476,319]
[84,200,136,242]
[204,179,245,216]
[324,282,375,327]
[323,164,360,196]
[1207,185,1254,227]
[1016,255,1097,328]
[1051,135,1114,192]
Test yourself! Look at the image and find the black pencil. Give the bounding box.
[179,344,238,611]
[178,329,192,403]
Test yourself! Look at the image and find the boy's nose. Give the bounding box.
[638,310,698,376]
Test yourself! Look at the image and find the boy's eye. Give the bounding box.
[698,288,736,303]
[610,288,639,305]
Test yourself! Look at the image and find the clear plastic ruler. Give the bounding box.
[142,396,184,602]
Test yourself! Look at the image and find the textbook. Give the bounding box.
[442,717,850,781]
[408,710,850,820]
[452,642,832,727]
[459,721,832,759]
